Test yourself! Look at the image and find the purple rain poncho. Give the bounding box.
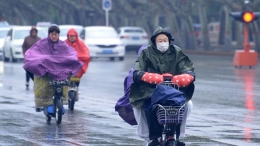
[115,45,147,125]
[23,37,83,80]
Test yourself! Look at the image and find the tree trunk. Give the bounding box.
[165,14,183,47]
[251,21,260,53]
[13,7,26,25]
[223,5,232,51]
[199,5,211,50]
[236,23,243,48]
[180,19,190,50]
[187,16,198,50]
[219,9,225,45]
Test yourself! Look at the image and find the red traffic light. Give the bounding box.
[230,11,260,23]
[243,12,254,23]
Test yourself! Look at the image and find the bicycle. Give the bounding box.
[68,76,80,111]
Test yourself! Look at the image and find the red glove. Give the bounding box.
[141,72,164,84]
[172,74,194,87]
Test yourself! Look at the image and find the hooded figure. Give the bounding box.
[22,26,41,55]
[130,26,195,146]
[23,24,83,108]
[65,28,90,78]
[22,26,41,90]
[130,26,195,107]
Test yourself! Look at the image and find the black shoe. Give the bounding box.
[148,139,161,146]
[26,84,29,90]
[35,107,43,112]
[177,140,185,146]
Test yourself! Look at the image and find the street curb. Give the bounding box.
[182,50,234,56]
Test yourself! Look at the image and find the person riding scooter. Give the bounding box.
[130,26,195,146]
[65,28,90,101]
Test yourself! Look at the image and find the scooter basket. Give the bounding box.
[156,105,185,124]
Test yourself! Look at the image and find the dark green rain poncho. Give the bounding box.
[129,26,195,108]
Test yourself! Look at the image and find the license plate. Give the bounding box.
[132,36,140,40]
[102,50,113,54]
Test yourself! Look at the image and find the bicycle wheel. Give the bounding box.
[68,91,76,111]
[55,97,63,125]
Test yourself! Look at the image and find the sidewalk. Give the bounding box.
[182,44,259,56]
[182,49,234,56]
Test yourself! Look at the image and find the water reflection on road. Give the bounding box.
[234,68,257,143]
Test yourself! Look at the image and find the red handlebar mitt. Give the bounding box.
[141,72,164,84]
[172,74,194,87]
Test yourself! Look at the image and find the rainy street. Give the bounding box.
[0,52,259,146]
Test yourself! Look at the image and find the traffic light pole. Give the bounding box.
[233,23,258,68]
[230,11,259,68]
[244,23,250,52]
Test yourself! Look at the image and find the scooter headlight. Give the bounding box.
[56,87,62,93]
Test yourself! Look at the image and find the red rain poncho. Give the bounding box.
[65,28,90,78]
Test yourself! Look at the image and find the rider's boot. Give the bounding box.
[35,107,43,112]
[176,124,185,146]
[148,139,160,146]
[26,82,29,90]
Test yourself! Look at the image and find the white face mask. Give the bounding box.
[156,42,169,53]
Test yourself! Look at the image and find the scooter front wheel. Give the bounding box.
[55,98,63,125]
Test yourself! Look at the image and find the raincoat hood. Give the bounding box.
[30,26,38,37]
[150,26,174,45]
[67,28,78,41]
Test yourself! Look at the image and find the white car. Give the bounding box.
[36,22,51,34]
[59,25,84,41]
[117,26,149,52]
[0,21,9,27]
[3,26,47,62]
[0,27,11,59]
[79,26,125,61]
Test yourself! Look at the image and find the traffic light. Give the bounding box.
[230,11,260,68]
[230,11,260,23]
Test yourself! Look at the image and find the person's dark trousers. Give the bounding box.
[25,70,34,81]
[144,107,163,140]
[26,72,30,83]
[25,70,34,89]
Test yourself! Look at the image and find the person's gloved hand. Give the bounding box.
[141,72,163,84]
[133,70,163,84]
[172,74,194,87]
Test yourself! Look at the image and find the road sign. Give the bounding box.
[102,0,112,26]
[102,0,112,11]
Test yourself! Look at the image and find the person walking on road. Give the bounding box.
[22,26,41,90]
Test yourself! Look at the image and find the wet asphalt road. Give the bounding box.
[0,52,259,146]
